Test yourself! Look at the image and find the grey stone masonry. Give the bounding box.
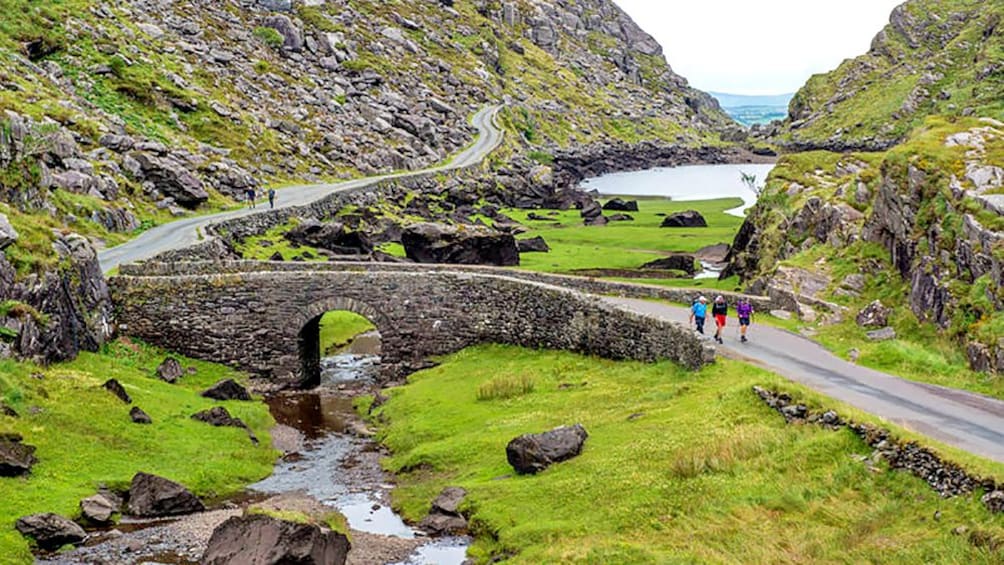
[110,262,715,387]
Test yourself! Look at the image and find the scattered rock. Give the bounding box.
[202,514,350,565]
[602,198,639,212]
[607,213,634,222]
[15,513,86,550]
[419,486,468,534]
[1,402,17,418]
[983,490,1004,514]
[130,406,152,424]
[284,220,373,255]
[129,152,208,209]
[0,213,19,250]
[102,379,132,404]
[517,236,550,253]
[430,486,466,515]
[192,406,259,444]
[855,300,890,328]
[80,494,117,525]
[0,436,37,476]
[127,472,205,517]
[505,424,588,475]
[866,327,897,342]
[201,379,252,401]
[661,210,707,228]
[155,357,184,383]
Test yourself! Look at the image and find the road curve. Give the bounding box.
[98,105,505,273]
[606,297,1004,464]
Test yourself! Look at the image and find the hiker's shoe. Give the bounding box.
[741,336,748,343]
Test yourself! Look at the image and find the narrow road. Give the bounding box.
[606,297,1004,464]
[98,105,504,273]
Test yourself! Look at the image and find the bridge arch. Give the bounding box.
[295,296,389,388]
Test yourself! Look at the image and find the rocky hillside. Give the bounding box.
[773,0,1002,151]
[0,0,735,363]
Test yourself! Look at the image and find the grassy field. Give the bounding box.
[374,345,1004,565]
[0,339,277,563]
[505,197,743,275]
[319,311,376,356]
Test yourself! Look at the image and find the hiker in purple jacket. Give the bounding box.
[736,298,754,343]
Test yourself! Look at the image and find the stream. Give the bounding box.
[40,337,470,565]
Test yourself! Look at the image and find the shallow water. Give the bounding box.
[582,163,776,218]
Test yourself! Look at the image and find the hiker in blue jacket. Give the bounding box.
[690,296,708,335]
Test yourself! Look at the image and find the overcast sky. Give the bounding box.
[614,0,904,95]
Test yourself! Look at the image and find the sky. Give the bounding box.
[614,0,905,95]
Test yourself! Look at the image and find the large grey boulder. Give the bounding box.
[80,493,117,525]
[0,213,19,250]
[127,472,205,517]
[517,236,550,253]
[661,210,707,228]
[156,357,184,384]
[129,152,208,209]
[0,436,37,476]
[202,514,350,565]
[15,513,86,550]
[641,255,698,276]
[263,15,304,52]
[284,220,373,255]
[506,424,588,475]
[419,486,468,535]
[201,379,252,401]
[603,198,639,212]
[402,222,519,266]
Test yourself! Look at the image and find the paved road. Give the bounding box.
[607,297,1004,464]
[98,105,505,273]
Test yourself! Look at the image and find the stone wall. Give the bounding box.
[110,264,714,387]
[120,260,792,313]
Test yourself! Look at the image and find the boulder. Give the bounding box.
[419,487,468,535]
[855,300,890,328]
[505,424,588,475]
[127,472,205,517]
[80,494,117,525]
[640,255,697,276]
[130,406,152,424]
[129,152,208,209]
[263,15,304,51]
[0,437,37,476]
[284,220,373,255]
[608,213,634,222]
[431,486,466,515]
[201,379,252,401]
[661,210,707,228]
[584,214,609,226]
[192,406,258,444]
[156,357,184,383]
[579,200,603,220]
[603,198,639,212]
[15,513,86,550]
[517,236,550,253]
[866,327,897,342]
[102,378,132,404]
[202,514,350,565]
[402,222,519,266]
[0,213,18,250]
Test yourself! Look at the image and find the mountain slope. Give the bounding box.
[778,0,1003,150]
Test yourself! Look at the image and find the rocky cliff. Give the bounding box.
[774,0,1002,151]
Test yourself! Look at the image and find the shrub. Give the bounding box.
[477,375,535,401]
[253,26,284,49]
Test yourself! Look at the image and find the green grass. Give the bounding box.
[318,311,376,356]
[0,339,278,562]
[507,197,743,275]
[374,345,1004,564]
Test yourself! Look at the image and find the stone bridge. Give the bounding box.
[110,261,715,387]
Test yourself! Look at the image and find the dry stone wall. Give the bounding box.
[111,263,713,387]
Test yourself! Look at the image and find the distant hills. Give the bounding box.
[710,92,794,126]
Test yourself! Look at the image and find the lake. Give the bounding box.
[581,163,776,218]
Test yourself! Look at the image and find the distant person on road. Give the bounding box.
[268,187,276,209]
[736,298,754,343]
[712,295,728,344]
[690,295,708,335]
[246,187,256,209]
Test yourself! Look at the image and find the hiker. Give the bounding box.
[712,295,728,344]
[737,297,754,343]
[246,187,256,209]
[690,295,708,335]
[267,187,276,209]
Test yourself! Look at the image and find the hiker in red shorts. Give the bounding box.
[712,295,728,344]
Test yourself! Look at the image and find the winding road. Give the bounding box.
[97,103,1004,465]
[97,105,504,273]
[608,297,1004,464]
